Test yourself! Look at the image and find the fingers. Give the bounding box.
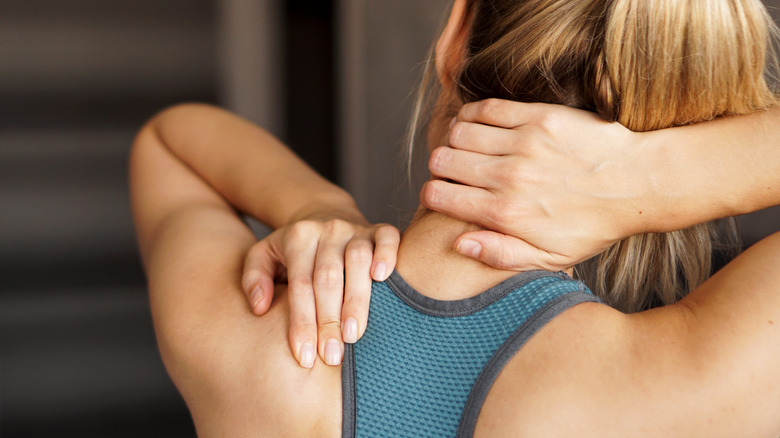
[447,121,522,155]
[284,223,321,369]
[456,98,539,128]
[242,237,280,315]
[370,225,400,282]
[454,230,561,271]
[421,180,504,230]
[429,146,505,188]
[312,223,350,366]
[341,238,373,344]
[341,225,399,344]
[248,219,401,368]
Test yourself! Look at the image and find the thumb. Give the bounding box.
[242,234,283,315]
[454,230,553,271]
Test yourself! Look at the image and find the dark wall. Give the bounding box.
[0,1,215,436]
[0,1,333,437]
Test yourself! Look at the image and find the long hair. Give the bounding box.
[410,0,779,312]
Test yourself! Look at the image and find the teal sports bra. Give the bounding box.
[341,270,600,437]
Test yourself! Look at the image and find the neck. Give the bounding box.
[395,209,520,300]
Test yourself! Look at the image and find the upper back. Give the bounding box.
[345,270,601,437]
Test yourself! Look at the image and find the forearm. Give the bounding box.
[149,103,365,229]
[636,107,780,234]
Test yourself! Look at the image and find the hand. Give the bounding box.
[421,99,650,271]
[242,217,400,368]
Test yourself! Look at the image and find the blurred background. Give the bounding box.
[1,1,778,436]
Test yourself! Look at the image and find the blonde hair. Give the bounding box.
[410,0,779,312]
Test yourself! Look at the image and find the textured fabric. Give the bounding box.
[342,270,600,438]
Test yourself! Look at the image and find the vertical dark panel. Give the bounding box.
[284,0,337,182]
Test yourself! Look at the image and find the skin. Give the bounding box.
[129,102,399,369]
[131,102,780,437]
[131,105,345,436]
[422,89,780,272]
[133,0,780,435]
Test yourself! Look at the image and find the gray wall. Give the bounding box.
[338,0,450,227]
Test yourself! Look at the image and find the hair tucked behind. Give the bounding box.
[411,0,779,312]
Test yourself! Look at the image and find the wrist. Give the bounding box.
[611,129,661,238]
[286,191,368,226]
[629,125,722,235]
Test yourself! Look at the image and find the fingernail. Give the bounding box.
[374,262,387,281]
[300,343,315,368]
[249,285,263,309]
[343,318,359,344]
[325,339,342,366]
[457,239,482,259]
[450,116,457,129]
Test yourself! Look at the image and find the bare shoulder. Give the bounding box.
[163,283,342,438]
[143,209,341,437]
[474,302,628,436]
[477,303,732,437]
[475,235,780,438]
[475,297,774,438]
[131,111,343,437]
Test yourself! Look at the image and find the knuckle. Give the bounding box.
[497,159,525,186]
[379,225,401,240]
[535,108,559,131]
[317,318,342,330]
[323,218,351,235]
[287,220,319,241]
[478,99,498,118]
[375,231,400,249]
[289,321,317,340]
[313,266,344,289]
[288,275,313,296]
[346,244,373,265]
[291,318,317,330]
[486,202,512,227]
[479,99,504,122]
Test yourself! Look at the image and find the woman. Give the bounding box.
[131,0,780,436]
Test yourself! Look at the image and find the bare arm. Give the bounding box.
[423,101,780,270]
[132,103,399,367]
[129,106,340,436]
[475,229,780,437]
[644,107,780,232]
[134,103,359,248]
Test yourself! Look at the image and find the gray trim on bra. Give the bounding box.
[456,291,600,437]
[342,342,356,438]
[385,269,572,317]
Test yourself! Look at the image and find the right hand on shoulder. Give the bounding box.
[242,217,400,368]
[422,99,651,271]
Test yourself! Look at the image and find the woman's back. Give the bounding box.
[176,237,613,437]
[161,221,780,437]
[345,270,597,437]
